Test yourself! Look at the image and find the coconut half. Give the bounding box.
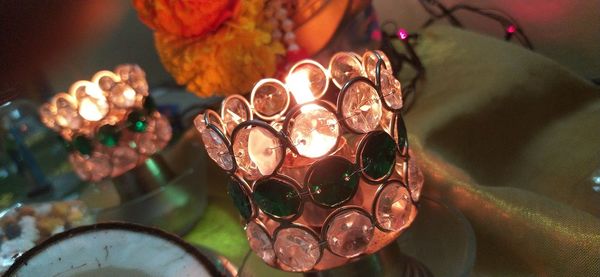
[4,222,222,277]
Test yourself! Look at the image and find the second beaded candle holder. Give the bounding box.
[194,50,424,272]
[36,65,209,236]
[39,65,172,182]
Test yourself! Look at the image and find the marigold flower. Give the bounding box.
[134,0,284,97]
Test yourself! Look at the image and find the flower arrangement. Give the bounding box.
[134,0,286,97]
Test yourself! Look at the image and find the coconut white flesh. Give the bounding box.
[7,228,213,277]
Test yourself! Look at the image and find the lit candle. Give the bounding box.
[285,65,339,158]
[286,68,315,105]
[69,81,109,122]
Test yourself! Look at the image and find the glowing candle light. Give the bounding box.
[286,69,315,105]
[193,51,423,272]
[70,81,109,122]
[285,65,339,158]
[78,98,105,121]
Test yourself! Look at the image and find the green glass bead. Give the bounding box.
[227,179,252,221]
[97,125,121,147]
[396,114,408,156]
[253,178,301,219]
[143,96,156,113]
[127,110,148,132]
[306,156,359,207]
[361,131,397,181]
[72,135,93,155]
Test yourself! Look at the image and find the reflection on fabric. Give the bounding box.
[404,26,600,276]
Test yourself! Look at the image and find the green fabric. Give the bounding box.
[184,168,248,265]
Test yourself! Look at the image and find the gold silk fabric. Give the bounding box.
[404,26,600,276]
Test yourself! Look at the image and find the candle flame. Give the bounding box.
[71,82,108,122]
[286,69,315,105]
[79,97,105,121]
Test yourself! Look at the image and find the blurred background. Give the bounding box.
[1,0,598,103]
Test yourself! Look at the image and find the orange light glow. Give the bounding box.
[286,69,315,105]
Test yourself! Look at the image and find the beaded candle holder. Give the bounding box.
[194,50,424,272]
[39,65,172,182]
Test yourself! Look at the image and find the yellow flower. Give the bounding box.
[144,0,285,97]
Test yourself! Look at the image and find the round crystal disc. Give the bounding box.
[109,83,137,108]
[325,209,374,258]
[274,227,321,272]
[380,108,394,135]
[200,127,234,171]
[288,104,339,158]
[246,221,276,266]
[374,181,413,231]
[287,60,329,100]
[362,50,392,83]
[407,156,424,202]
[340,80,382,133]
[193,109,223,134]
[251,78,290,120]
[380,69,403,110]
[232,125,284,180]
[53,94,82,129]
[329,52,364,89]
[221,95,252,136]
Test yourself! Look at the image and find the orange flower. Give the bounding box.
[133,0,240,38]
[135,0,285,97]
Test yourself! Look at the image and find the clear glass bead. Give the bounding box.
[341,81,382,133]
[329,52,364,89]
[201,128,234,171]
[325,209,374,258]
[380,69,403,110]
[408,157,424,201]
[274,227,321,272]
[362,50,392,83]
[289,104,339,158]
[246,222,275,265]
[252,79,289,119]
[375,182,413,231]
[222,96,251,136]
